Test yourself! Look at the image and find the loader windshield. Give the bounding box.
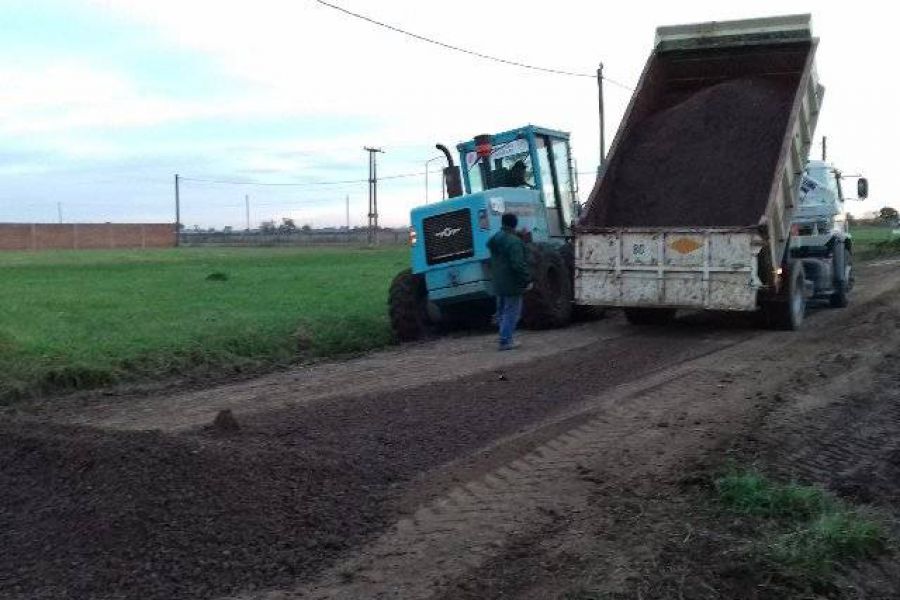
[465,137,537,192]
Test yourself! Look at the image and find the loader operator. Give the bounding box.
[487,213,531,351]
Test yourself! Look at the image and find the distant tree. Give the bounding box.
[278,218,298,234]
[301,224,312,233]
[260,220,276,234]
[878,207,899,222]
[192,225,201,233]
[207,227,216,233]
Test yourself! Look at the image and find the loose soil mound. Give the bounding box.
[585,77,795,228]
[0,422,388,600]
[0,330,716,600]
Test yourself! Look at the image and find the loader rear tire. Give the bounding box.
[388,269,431,342]
[624,307,676,326]
[522,244,573,329]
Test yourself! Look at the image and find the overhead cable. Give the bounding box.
[315,0,633,91]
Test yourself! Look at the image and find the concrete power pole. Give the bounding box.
[174,173,181,247]
[597,63,606,176]
[245,195,251,232]
[364,146,384,245]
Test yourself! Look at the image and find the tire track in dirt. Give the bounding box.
[0,316,746,600]
[247,262,900,600]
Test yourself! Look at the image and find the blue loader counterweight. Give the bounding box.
[388,125,594,341]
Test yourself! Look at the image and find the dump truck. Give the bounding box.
[575,14,862,329]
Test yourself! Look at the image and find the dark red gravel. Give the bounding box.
[584,77,795,228]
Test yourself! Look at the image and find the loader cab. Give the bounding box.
[458,126,578,238]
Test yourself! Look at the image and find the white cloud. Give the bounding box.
[4,0,898,226]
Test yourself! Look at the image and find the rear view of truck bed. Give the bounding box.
[576,15,823,312]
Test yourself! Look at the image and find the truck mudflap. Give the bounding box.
[575,229,763,311]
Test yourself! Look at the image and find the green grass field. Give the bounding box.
[0,246,409,404]
[851,224,900,258]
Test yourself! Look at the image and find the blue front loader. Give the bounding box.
[388,125,584,341]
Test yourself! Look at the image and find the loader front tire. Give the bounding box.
[388,269,431,342]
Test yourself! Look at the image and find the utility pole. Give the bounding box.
[364,146,384,245]
[245,194,251,231]
[597,63,606,176]
[57,202,62,224]
[174,173,181,247]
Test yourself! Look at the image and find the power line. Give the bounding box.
[180,170,425,187]
[315,0,633,91]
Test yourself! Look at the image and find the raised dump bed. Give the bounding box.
[576,14,824,314]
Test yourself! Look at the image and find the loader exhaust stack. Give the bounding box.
[436,144,463,198]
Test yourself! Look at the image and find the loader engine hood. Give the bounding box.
[408,189,549,275]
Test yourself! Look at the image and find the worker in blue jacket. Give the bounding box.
[487,213,531,350]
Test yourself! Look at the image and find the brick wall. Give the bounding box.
[0,223,176,251]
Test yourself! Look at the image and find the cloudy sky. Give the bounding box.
[1,0,895,229]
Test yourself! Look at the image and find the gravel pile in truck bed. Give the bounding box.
[584,77,795,228]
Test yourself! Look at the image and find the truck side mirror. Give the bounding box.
[857,177,869,199]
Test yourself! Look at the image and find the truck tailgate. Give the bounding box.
[575,230,763,311]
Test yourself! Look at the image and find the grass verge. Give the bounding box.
[715,469,886,576]
[852,225,900,260]
[0,246,409,404]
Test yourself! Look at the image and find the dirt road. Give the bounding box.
[3,260,900,599]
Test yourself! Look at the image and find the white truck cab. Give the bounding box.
[790,160,868,308]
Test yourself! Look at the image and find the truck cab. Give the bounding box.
[389,125,581,341]
[790,160,868,307]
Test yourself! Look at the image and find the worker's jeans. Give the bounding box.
[497,295,523,348]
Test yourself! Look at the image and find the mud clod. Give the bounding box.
[212,408,240,433]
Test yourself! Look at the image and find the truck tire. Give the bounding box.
[768,260,806,330]
[624,307,676,325]
[388,269,431,342]
[830,247,852,308]
[522,243,573,329]
[559,243,605,321]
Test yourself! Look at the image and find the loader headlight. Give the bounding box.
[409,227,418,246]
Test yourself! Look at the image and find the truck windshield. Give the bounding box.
[802,165,841,203]
[465,137,537,192]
